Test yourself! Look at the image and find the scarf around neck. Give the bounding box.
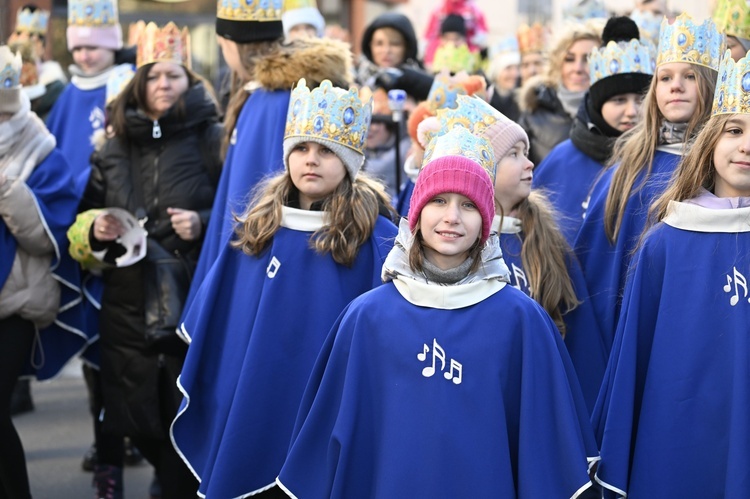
[0,95,56,182]
[557,85,585,119]
[659,120,688,145]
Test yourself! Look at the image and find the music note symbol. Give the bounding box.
[421,339,445,378]
[723,267,748,306]
[417,343,429,361]
[443,359,462,385]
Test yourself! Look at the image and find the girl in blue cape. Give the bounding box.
[276,127,598,498]
[171,79,398,498]
[574,13,723,351]
[593,50,750,498]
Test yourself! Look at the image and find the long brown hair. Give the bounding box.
[233,171,394,267]
[603,63,717,242]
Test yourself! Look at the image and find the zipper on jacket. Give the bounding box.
[152,120,162,139]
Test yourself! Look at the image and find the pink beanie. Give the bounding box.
[482,117,529,162]
[67,25,123,51]
[408,156,495,244]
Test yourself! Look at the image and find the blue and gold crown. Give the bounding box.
[285,79,372,155]
[106,64,135,104]
[656,13,724,70]
[712,50,750,115]
[16,8,50,36]
[714,0,750,41]
[629,10,661,46]
[589,39,656,86]
[434,94,500,140]
[217,0,283,22]
[68,0,119,27]
[425,69,472,112]
[423,127,496,182]
[0,46,22,90]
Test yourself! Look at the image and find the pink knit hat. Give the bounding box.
[482,118,529,162]
[408,155,495,244]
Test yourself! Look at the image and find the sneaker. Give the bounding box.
[82,443,98,472]
[123,437,143,466]
[93,464,123,499]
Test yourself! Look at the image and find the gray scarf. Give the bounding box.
[422,256,475,284]
[659,120,688,145]
[557,85,585,119]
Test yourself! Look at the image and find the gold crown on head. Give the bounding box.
[284,0,317,10]
[713,0,750,41]
[16,8,50,36]
[712,50,750,115]
[517,23,548,54]
[0,46,23,89]
[136,22,191,69]
[656,13,725,70]
[217,0,283,22]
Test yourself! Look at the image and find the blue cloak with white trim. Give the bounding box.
[532,139,605,245]
[593,202,750,497]
[573,149,681,353]
[277,280,598,498]
[1,149,87,379]
[171,208,396,498]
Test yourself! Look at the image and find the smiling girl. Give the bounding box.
[593,50,750,498]
[276,126,598,498]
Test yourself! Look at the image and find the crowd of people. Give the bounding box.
[1,0,750,497]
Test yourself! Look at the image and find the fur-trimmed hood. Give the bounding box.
[254,37,353,91]
[519,75,561,113]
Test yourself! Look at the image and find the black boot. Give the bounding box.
[82,443,98,472]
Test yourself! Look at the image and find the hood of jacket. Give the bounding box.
[519,75,565,114]
[360,12,419,65]
[254,37,353,91]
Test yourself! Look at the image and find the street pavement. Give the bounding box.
[13,359,155,499]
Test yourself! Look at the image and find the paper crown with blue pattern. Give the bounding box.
[15,8,50,36]
[562,0,608,21]
[68,0,119,27]
[425,69,471,112]
[589,39,656,85]
[106,64,135,105]
[712,50,750,115]
[423,126,496,182]
[217,0,283,22]
[285,78,372,155]
[629,10,661,46]
[0,46,22,90]
[656,13,724,70]
[713,0,750,40]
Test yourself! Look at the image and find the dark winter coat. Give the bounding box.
[518,77,574,166]
[85,82,223,439]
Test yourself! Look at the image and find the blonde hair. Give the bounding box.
[499,191,580,336]
[603,63,717,242]
[233,170,394,267]
[545,20,602,86]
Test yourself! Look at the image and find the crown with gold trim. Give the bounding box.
[517,23,549,54]
[423,127,496,182]
[712,50,750,115]
[285,79,372,155]
[714,0,750,40]
[217,0,283,22]
[630,10,661,46]
[431,42,479,75]
[434,94,500,141]
[657,13,724,70]
[425,69,472,112]
[106,64,135,104]
[15,8,50,36]
[136,22,191,69]
[0,46,22,90]
[589,39,656,85]
[284,0,316,9]
[68,0,119,27]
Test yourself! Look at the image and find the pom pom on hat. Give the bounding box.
[602,15,640,44]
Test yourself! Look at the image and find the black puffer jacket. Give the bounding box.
[86,82,222,439]
[518,78,574,167]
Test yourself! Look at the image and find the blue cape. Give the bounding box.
[533,139,605,245]
[573,150,680,352]
[1,149,87,379]
[278,282,597,498]
[593,206,750,497]
[183,90,290,319]
[396,178,415,217]
[171,213,396,498]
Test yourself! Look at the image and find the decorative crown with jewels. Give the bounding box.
[423,127,496,182]
[0,46,22,90]
[285,79,372,155]
[589,39,656,86]
[16,8,50,36]
[712,50,750,115]
[425,69,472,113]
[431,43,479,75]
[656,13,724,70]
[517,23,549,54]
[217,0,283,22]
[136,22,191,69]
[435,94,499,139]
[713,0,750,41]
[629,10,661,46]
[68,0,119,27]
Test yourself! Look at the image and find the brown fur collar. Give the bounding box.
[519,75,557,113]
[254,38,353,91]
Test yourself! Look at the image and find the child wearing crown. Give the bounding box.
[276,126,597,498]
[593,50,750,497]
[171,79,398,498]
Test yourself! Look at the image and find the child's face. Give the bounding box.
[72,46,115,76]
[288,141,347,210]
[726,36,747,63]
[288,23,318,40]
[560,39,597,92]
[419,192,482,270]
[520,52,545,84]
[655,62,699,124]
[370,27,406,68]
[712,114,750,198]
[439,32,466,47]
[494,140,533,215]
[601,93,643,132]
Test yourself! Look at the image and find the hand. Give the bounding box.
[167,207,201,241]
[373,67,404,91]
[93,213,125,242]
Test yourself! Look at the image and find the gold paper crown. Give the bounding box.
[431,42,479,75]
[656,13,725,70]
[517,23,548,54]
[284,0,317,10]
[712,50,750,115]
[136,22,191,69]
[714,0,750,40]
[217,0,283,22]
[15,8,50,36]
